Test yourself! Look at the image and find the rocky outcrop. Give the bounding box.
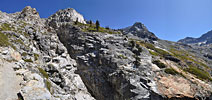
[53,24,156,100]
[47,18,212,99]
[47,8,86,29]
[18,6,40,20]
[0,6,94,100]
[19,72,52,100]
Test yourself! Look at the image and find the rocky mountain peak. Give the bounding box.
[18,6,40,20]
[123,22,158,40]
[131,22,147,31]
[48,8,86,26]
[22,6,39,15]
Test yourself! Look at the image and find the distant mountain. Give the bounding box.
[178,30,212,45]
[122,22,158,40]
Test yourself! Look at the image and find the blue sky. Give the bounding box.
[0,0,212,41]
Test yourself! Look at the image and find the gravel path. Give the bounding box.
[0,59,22,100]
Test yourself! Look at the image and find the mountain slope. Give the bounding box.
[47,9,212,99]
[0,6,94,100]
[0,6,212,100]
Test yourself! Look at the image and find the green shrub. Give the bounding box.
[154,48,171,57]
[134,56,141,66]
[149,50,159,56]
[0,32,10,47]
[137,41,170,57]
[76,22,119,34]
[86,27,96,32]
[130,40,135,47]
[136,44,143,53]
[0,23,13,31]
[184,64,212,81]
[24,59,33,63]
[153,60,166,68]
[34,53,39,61]
[13,39,24,45]
[144,42,155,50]
[0,32,16,50]
[38,67,49,79]
[45,80,51,92]
[170,48,210,69]
[18,20,28,28]
[118,54,128,59]
[23,32,29,37]
[165,68,180,75]
[21,52,28,56]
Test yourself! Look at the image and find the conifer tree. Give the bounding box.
[89,20,92,27]
[75,18,79,25]
[96,20,100,31]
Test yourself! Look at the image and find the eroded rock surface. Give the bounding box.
[0,6,94,100]
[0,59,22,100]
[0,6,212,100]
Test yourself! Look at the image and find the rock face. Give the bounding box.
[18,6,40,20]
[0,6,212,100]
[47,8,86,28]
[178,30,212,45]
[54,24,155,100]
[0,59,22,100]
[20,73,52,100]
[0,6,94,100]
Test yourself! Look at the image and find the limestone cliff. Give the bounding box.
[0,6,212,100]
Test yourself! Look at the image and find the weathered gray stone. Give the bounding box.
[0,5,212,100]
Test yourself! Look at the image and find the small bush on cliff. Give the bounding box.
[45,80,51,92]
[134,56,141,67]
[76,21,120,34]
[24,59,33,63]
[38,67,49,79]
[13,39,24,45]
[118,54,128,59]
[0,32,10,47]
[21,52,27,56]
[153,60,166,68]
[136,44,143,53]
[0,23,13,31]
[130,40,135,48]
[165,68,179,75]
[0,32,16,49]
[34,53,39,61]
